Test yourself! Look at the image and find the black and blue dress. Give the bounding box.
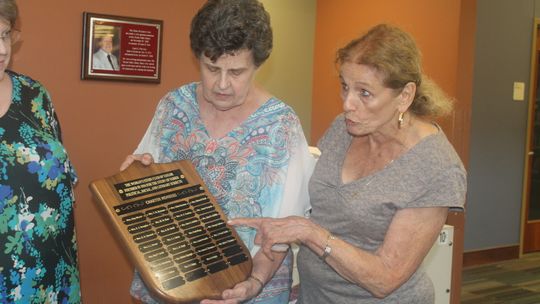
[0,71,80,303]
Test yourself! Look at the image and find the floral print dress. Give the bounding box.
[0,71,80,303]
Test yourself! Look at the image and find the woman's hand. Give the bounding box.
[199,276,263,304]
[202,218,295,303]
[119,153,154,171]
[229,216,314,260]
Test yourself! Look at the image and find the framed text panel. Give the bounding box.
[81,12,163,83]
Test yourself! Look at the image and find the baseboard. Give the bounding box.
[462,245,520,268]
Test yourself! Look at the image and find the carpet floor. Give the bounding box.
[461,252,540,303]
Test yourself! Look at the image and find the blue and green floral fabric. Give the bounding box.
[0,71,80,303]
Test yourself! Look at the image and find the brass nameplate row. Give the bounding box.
[90,160,252,303]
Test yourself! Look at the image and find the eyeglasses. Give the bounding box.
[0,29,21,44]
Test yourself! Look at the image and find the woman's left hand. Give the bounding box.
[200,277,262,304]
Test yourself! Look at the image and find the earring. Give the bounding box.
[398,112,405,129]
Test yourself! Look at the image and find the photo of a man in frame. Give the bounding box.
[92,24,121,71]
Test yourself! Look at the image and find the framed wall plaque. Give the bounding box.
[81,12,163,83]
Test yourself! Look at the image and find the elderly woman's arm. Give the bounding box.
[231,206,447,298]
[320,207,447,298]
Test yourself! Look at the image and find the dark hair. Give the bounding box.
[336,24,452,117]
[0,0,17,28]
[190,0,272,67]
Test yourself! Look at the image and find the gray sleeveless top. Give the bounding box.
[297,114,466,304]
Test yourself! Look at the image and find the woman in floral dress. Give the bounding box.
[0,1,80,303]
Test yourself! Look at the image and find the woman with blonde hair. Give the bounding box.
[231,24,466,304]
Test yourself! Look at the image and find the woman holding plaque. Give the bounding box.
[122,0,314,303]
[0,0,81,303]
[230,24,467,303]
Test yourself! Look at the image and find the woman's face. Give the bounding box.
[199,49,258,111]
[0,19,12,80]
[339,62,403,137]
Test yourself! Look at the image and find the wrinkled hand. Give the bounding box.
[229,216,310,260]
[200,277,262,304]
[119,153,154,171]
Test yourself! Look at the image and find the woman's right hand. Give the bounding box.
[229,216,315,261]
[119,153,154,171]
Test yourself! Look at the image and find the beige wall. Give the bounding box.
[258,0,316,142]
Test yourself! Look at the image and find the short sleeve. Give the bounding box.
[134,92,174,160]
[407,150,467,211]
[38,83,78,186]
[34,83,61,141]
[348,128,468,213]
[276,115,315,218]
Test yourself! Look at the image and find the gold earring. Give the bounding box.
[398,112,404,129]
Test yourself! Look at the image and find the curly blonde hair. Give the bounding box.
[336,24,453,118]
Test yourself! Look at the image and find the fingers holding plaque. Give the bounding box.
[90,160,252,304]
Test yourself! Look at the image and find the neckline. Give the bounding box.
[337,125,441,187]
[190,82,277,141]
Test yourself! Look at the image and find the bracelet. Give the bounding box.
[249,275,264,290]
[320,234,335,262]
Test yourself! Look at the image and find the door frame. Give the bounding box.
[520,18,540,256]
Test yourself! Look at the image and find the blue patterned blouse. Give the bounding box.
[0,71,80,303]
[130,82,314,303]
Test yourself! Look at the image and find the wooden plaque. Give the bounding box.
[89,160,252,303]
